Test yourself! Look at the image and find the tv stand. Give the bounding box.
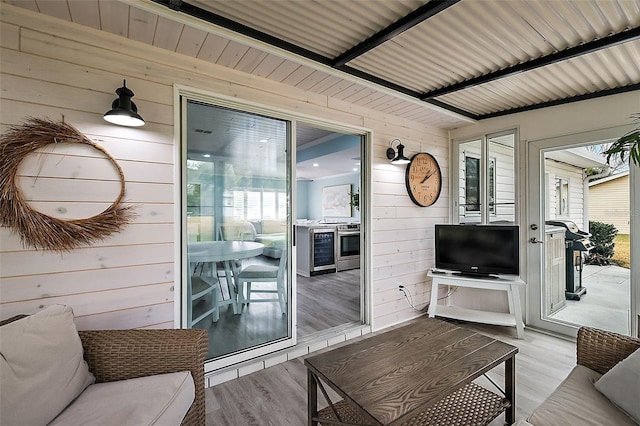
[427,271,525,339]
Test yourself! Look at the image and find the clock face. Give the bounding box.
[405,153,442,207]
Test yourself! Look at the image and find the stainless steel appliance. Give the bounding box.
[337,223,360,272]
[310,227,337,276]
[545,220,594,300]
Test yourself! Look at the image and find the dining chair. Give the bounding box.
[236,249,287,315]
[187,261,220,326]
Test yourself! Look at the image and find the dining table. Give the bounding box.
[188,240,264,314]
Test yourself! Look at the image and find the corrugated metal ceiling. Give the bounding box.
[184,0,640,118]
[4,0,639,126]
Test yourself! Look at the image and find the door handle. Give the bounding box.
[529,237,544,244]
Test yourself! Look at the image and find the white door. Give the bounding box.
[527,126,637,337]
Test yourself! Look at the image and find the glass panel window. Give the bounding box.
[465,156,480,212]
[277,192,286,219]
[184,100,290,362]
[262,192,276,219]
[246,191,261,219]
[487,132,515,223]
[555,178,569,217]
[456,130,516,224]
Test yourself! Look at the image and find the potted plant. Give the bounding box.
[349,189,360,211]
[603,113,640,166]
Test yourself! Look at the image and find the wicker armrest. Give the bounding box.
[576,326,640,375]
[79,329,208,426]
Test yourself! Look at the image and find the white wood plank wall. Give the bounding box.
[0,4,448,331]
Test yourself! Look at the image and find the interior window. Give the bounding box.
[456,130,516,224]
[465,156,480,212]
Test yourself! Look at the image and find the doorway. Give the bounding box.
[527,126,636,337]
[179,91,368,369]
[294,123,364,339]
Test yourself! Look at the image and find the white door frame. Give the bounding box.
[526,125,637,337]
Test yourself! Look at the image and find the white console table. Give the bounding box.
[427,271,525,339]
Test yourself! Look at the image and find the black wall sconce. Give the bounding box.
[386,138,410,164]
[103,80,145,127]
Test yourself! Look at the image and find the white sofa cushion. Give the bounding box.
[527,365,636,426]
[0,305,95,426]
[50,371,195,426]
[594,348,640,423]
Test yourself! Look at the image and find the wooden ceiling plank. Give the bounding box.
[98,0,129,38]
[152,16,183,51]
[128,6,158,44]
[67,0,100,29]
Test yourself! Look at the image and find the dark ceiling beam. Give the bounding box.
[151,0,332,65]
[331,0,461,67]
[423,26,640,99]
[151,0,477,119]
[478,83,640,120]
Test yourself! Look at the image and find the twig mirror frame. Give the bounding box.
[0,118,135,252]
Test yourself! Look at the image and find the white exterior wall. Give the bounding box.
[545,161,586,229]
[589,175,631,234]
[0,5,448,331]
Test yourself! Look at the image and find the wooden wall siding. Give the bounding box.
[589,175,630,234]
[0,4,449,331]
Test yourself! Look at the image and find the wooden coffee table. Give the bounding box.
[305,318,518,426]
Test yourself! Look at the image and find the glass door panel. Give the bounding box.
[487,132,515,223]
[183,99,293,363]
[458,139,482,224]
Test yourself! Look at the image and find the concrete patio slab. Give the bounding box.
[549,264,630,334]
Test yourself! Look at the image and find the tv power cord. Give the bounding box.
[399,285,459,312]
[398,285,418,311]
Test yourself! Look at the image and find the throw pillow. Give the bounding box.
[0,304,95,426]
[594,348,640,423]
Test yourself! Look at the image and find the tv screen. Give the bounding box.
[435,224,520,277]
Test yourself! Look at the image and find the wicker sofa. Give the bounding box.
[0,307,208,426]
[520,326,640,425]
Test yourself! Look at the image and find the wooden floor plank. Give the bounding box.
[205,319,576,425]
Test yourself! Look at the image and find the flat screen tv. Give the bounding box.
[434,224,520,277]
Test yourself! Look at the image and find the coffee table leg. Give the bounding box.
[308,369,318,426]
[505,356,515,424]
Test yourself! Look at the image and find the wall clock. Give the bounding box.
[405,152,442,207]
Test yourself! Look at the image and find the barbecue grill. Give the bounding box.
[545,220,594,300]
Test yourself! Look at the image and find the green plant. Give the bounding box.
[603,113,640,166]
[585,221,618,265]
[349,189,360,211]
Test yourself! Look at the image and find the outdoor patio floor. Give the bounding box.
[549,264,631,334]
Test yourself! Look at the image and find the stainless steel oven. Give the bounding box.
[337,223,360,271]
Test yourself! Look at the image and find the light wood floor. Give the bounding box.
[205,319,577,425]
[194,257,361,359]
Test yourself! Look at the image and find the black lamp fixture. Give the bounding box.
[103,80,145,127]
[386,138,410,164]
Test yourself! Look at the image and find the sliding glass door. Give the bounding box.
[181,97,294,367]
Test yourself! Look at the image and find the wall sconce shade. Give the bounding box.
[103,80,145,127]
[386,139,410,164]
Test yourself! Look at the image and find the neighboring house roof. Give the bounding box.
[589,171,630,187]
[545,147,608,169]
